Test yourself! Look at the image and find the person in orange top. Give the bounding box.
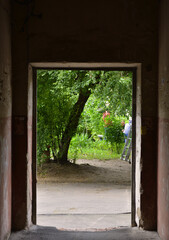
[102,111,112,140]
[102,111,112,127]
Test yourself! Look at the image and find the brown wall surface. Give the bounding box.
[11,0,158,230]
[0,0,12,239]
[158,0,169,239]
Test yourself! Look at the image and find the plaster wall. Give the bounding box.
[158,0,169,239]
[0,0,12,239]
[12,0,158,230]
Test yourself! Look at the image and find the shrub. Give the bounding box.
[104,116,126,153]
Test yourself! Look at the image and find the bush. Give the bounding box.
[68,134,93,163]
[68,132,122,161]
[104,116,126,153]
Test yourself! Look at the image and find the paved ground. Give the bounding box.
[10,183,160,239]
[37,183,131,230]
[10,226,160,240]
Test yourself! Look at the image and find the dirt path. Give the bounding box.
[37,159,131,185]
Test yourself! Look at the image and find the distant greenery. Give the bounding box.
[102,115,126,153]
[68,134,120,162]
[37,70,132,165]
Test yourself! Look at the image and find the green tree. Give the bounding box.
[94,71,132,116]
[78,71,132,138]
[37,70,100,164]
[37,70,132,164]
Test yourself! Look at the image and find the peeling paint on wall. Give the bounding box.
[0,118,11,240]
[158,119,169,240]
[0,78,4,101]
[158,4,169,238]
[0,0,12,239]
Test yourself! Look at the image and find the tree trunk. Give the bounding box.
[57,87,92,164]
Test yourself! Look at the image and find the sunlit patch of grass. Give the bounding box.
[68,147,120,160]
[68,135,123,161]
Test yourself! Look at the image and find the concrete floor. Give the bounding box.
[10,183,160,239]
[10,225,160,240]
[37,183,131,230]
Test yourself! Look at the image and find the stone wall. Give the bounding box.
[11,0,159,230]
[158,0,169,239]
[0,0,12,239]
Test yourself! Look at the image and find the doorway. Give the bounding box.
[29,63,141,229]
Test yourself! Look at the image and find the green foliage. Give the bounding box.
[78,94,104,137]
[94,71,132,116]
[68,134,120,161]
[104,116,126,153]
[68,134,91,163]
[37,70,101,164]
[37,69,132,164]
[37,70,78,163]
[77,71,132,138]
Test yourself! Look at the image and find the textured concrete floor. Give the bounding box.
[38,213,131,230]
[37,183,131,230]
[10,183,161,239]
[10,225,160,240]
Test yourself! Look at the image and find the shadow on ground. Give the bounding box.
[10,225,160,240]
[37,159,131,185]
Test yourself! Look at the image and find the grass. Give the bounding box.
[68,137,123,161]
[69,148,120,160]
[38,135,124,164]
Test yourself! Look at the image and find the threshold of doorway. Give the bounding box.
[9,225,160,240]
[37,212,131,231]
